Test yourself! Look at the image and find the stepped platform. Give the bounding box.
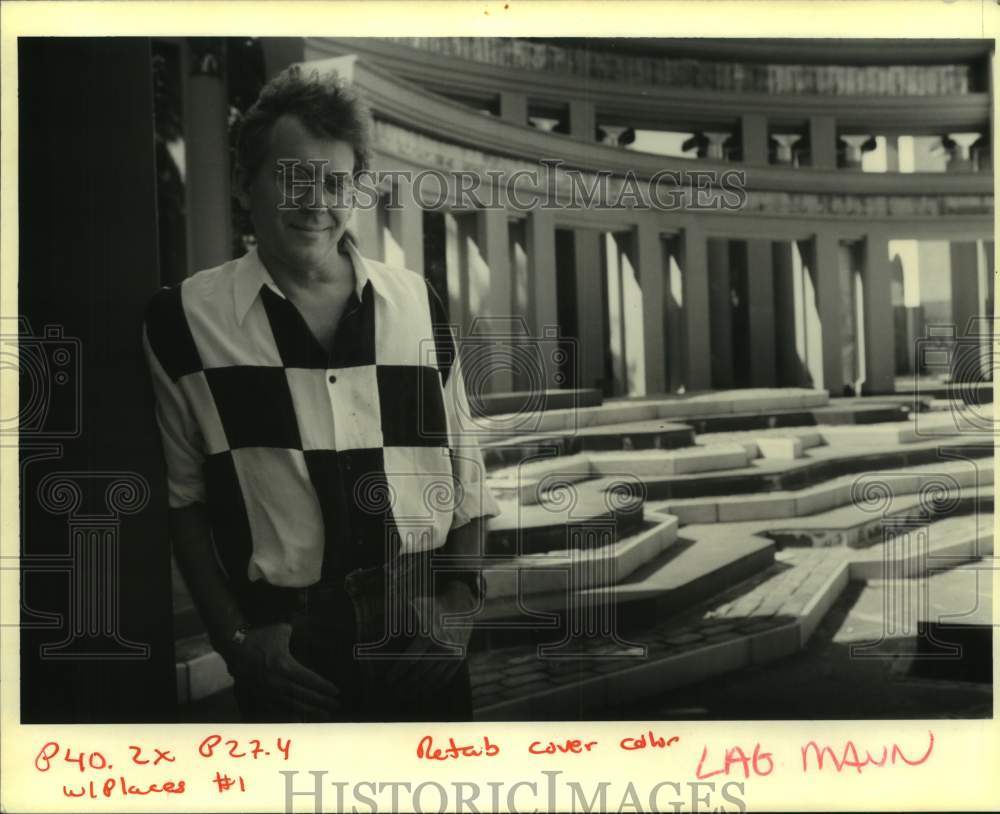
[472,514,993,719]
[487,445,751,505]
[484,492,645,556]
[479,398,932,469]
[655,449,993,523]
[480,388,827,439]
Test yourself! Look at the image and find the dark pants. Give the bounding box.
[233,554,473,722]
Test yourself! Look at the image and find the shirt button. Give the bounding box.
[328,374,337,383]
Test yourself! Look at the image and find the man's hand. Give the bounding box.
[221,623,342,721]
[382,580,478,692]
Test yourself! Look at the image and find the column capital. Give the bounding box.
[771,133,802,165]
[702,131,732,160]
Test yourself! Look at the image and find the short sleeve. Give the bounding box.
[141,321,207,508]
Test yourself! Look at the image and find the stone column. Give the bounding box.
[840,134,871,170]
[862,232,897,394]
[740,113,769,164]
[809,115,837,169]
[499,91,527,125]
[772,241,802,385]
[387,179,424,276]
[771,134,802,166]
[707,237,733,389]
[569,99,596,141]
[884,134,900,172]
[183,38,232,271]
[946,133,981,171]
[527,209,560,388]
[681,224,712,391]
[664,236,686,393]
[574,229,607,392]
[459,208,513,393]
[746,238,777,386]
[810,231,845,394]
[443,211,466,332]
[703,131,732,161]
[634,217,667,394]
[950,241,981,335]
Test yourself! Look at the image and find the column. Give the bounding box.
[634,217,667,394]
[527,209,560,388]
[810,231,845,394]
[740,113,769,164]
[950,241,981,333]
[574,229,607,392]
[771,134,802,166]
[703,132,731,161]
[444,212,466,332]
[946,133,981,171]
[840,134,871,170]
[884,135,900,172]
[475,207,514,393]
[600,125,628,147]
[707,237,733,389]
[746,238,777,386]
[184,38,232,271]
[387,179,424,276]
[862,232,897,394]
[772,241,802,385]
[569,99,596,141]
[664,237,686,393]
[809,115,837,169]
[499,91,527,125]
[681,224,712,391]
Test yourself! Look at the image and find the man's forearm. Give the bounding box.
[169,504,249,654]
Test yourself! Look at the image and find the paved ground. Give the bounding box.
[605,565,993,720]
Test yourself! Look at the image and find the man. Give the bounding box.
[143,66,500,722]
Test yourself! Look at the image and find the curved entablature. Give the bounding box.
[311,53,992,226]
[305,37,990,136]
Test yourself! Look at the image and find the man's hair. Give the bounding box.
[234,65,373,186]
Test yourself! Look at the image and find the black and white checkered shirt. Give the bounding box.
[142,237,501,595]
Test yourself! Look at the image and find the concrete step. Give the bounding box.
[487,445,750,504]
[754,486,991,549]
[484,388,828,437]
[472,516,993,719]
[471,529,775,651]
[486,490,645,556]
[482,512,679,599]
[591,434,994,509]
[481,423,695,469]
[653,453,993,525]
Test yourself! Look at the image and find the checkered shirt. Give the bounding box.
[142,237,501,592]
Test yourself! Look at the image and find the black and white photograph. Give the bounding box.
[11,26,996,742]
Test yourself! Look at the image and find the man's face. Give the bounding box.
[242,114,357,273]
